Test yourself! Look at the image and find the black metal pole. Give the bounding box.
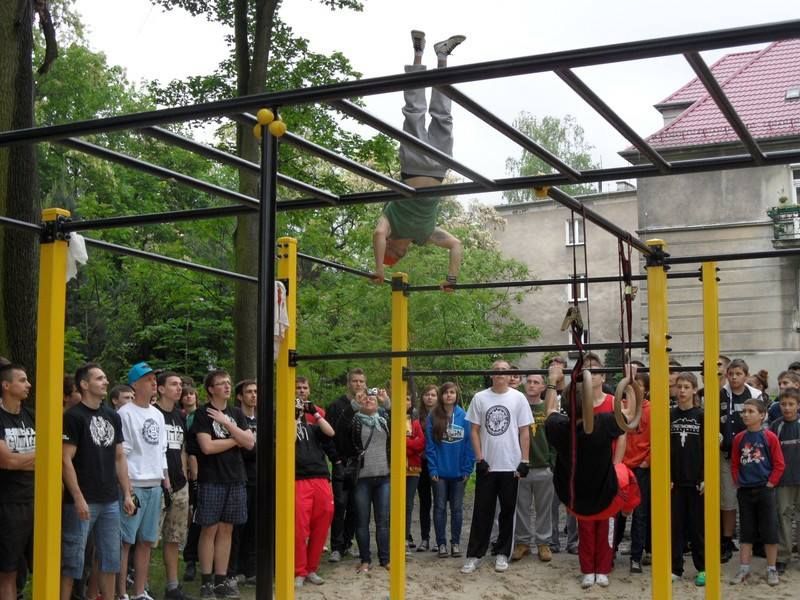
[2,19,799,146]
[665,247,800,264]
[405,365,704,377]
[297,252,388,282]
[255,119,279,600]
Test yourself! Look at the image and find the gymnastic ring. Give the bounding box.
[580,369,594,434]
[614,376,643,432]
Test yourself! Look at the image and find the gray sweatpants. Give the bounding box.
[515,467,555,546]
[777,485,800,563]
[399,64,453,179]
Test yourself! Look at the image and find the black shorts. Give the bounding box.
[195,482,247,527]
[0,503,34,572]
[737,486,778,545]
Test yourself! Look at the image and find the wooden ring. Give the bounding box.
[614,376,643,432]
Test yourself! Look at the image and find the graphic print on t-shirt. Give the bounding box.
[165,422,184,450]
[740,440,767,466]
[90,415,116,447]
[3,424,35,453]
[672,417,701,448]
[485,405,511,436]
[141,418,161,445]
[445,423,464,442]
[212,415,234,439]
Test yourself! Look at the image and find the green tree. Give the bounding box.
[503,113,599,203]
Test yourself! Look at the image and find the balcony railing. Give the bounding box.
[767,204,800,248]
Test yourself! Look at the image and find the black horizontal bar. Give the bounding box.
[295,341,647,362]
[405,270,698,292]
[328,99,496,189]
[405,365,704,377]
[683,52,765,164]
[297,252,388,283]
[555,68,671,173]
[438,85,581,181]
[236,114,416,197]
[283,148,800,211]
[84,237,257,283]
[548,186,652,254]
[60,138,260,207]
[63,205,253,232]
[0,215,42,232]
[141,126,340,204]
[3,20,799,146]
[665,247,800,265]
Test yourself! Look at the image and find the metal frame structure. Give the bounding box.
[2,19,800,600]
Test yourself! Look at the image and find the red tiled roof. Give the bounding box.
[646,39,800,149]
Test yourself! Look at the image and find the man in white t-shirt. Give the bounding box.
[461,360,532,575]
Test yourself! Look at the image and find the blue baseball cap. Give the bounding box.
[127,361,154,384]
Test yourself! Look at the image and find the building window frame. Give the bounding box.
[566,275,587,302]
[565,217,584,246]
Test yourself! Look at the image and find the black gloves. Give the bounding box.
[476,459,490,477]
[516,462,530,478]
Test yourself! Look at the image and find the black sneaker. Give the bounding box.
[721,546,733,564]
[776,561,787,575]
[184,562,196,582]
[165,586,194,600]
[630,560,643,574]
[199,583,214,599]
[214,578,240,599]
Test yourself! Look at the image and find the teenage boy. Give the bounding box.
[230,379,257,584]
[768,370,800,423]
[372,31,464,291]
[461,360,532,575]
[155,371,191,599]
[720,358,765,562]
[326,368,366,562]
[192,369,255,599]
[730,398,784,586]
[770,388,800,574]
[511,374,554,563]
[61,363,136,600]
[110,384,134,411]
[117,362,168,600]
[670,373,705,586]
[0,364,35,600]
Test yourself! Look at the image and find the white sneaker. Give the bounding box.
[460,557,480,574]
[596,574,609,587]
[294,576,304,588]
[495,554,509,572]
[581,574,596,589]
[306,572,324,585]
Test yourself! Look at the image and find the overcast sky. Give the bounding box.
[73,0,797,204]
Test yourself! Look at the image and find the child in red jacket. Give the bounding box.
[730,397,785,586]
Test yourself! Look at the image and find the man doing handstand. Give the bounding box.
[373,30,465,290]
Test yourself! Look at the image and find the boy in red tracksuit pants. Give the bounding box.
[294,398,335,588]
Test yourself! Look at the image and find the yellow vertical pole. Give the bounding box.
[390,272,409,600]
[276,237,297,600]
[645,238,671,600]
[32,208,70,600]
[702,262,721,600]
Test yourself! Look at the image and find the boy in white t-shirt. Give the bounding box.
[460,360,532,575]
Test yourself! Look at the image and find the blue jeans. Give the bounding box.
[433,477,466,547]
[406,476,419,540]
[61,501,120,579]
[354,476,390,565]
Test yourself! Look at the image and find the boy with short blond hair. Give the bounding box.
[730,398,785,586]
[768,370,800,422]
[770,388,800,574]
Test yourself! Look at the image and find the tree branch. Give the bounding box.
[34,0,58,74]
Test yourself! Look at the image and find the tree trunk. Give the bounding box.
[0,0,40,378]
[232,0,278,381]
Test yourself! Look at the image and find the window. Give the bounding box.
[565,217,584,246]
[566,275,587,302]
[794,167,800,203]
[786,87,800,101]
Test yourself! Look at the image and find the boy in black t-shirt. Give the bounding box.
[669,372,705,585]
[191,369,254,599]
[770,388,800,574]
[230,379,258,584]
[0,364,35,600]
[61,363,136,600]
[154,371,191,599]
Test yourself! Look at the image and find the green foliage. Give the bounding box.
[503,113,600,202]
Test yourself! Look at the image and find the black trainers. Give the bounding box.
[433,35,466,58]
[411,30,425,54]
[183,562,196,582]
[776,561,787,575]
[164,586,194,600]
[630,560,643,574]
[214,579,240,599]
[199,583,214,599]
[721,546,733,564]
